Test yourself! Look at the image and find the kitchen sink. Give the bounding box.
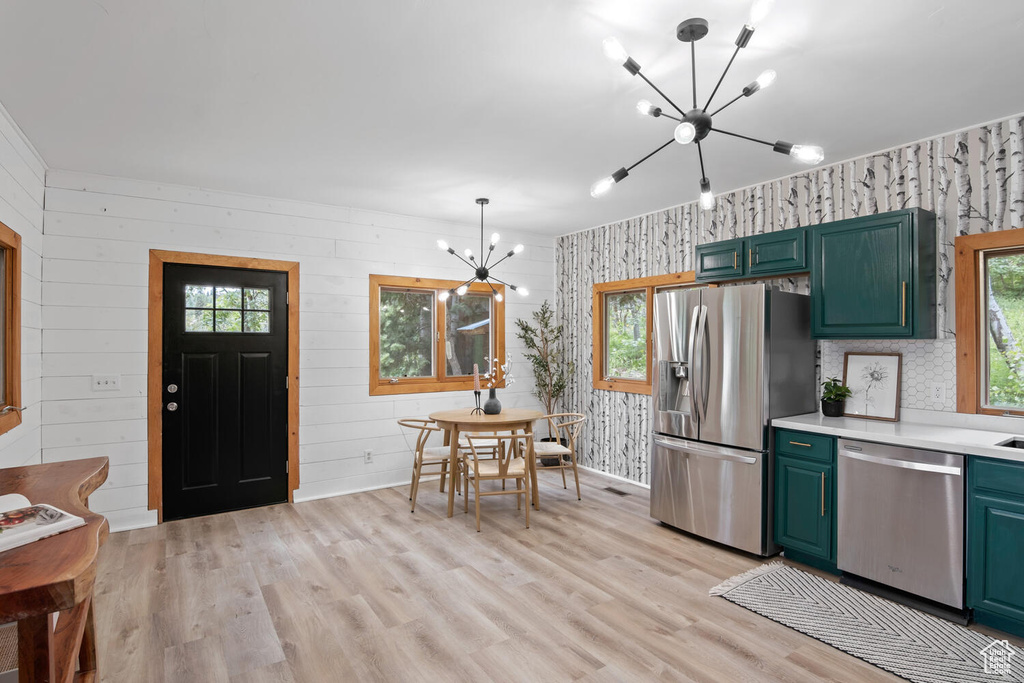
[997,437,1024,449]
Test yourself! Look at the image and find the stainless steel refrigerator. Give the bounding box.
[649,283,815,555]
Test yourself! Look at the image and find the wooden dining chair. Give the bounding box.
[397,418,456,513]
[531,413,586,500]
[458,431,501,455]
[462,432,532,532]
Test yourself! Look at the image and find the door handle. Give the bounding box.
[840,449,961,476]
[687,306,700,420]
[698,306,710,422]
[166,402,179,412]
[901,281,907,327]
[821,472,825,516]
[653,436,757,464]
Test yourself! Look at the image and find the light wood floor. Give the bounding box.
[96,470,934,682]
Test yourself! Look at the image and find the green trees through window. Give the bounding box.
[986,251,1024,409]
[605,290,647,380]
[370,274,506,395]
[445,293,491,377]
[184,285,271,333]
[379,289,434,378]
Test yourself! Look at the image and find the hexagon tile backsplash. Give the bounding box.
[820,339,957,413]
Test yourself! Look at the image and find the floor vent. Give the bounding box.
[604,486,629,497]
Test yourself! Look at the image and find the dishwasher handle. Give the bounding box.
[840,447,962,476]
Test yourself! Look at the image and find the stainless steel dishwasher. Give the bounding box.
[837,438,964,609]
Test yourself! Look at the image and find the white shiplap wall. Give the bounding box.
[41,170,554,531]
[0,103,44,469]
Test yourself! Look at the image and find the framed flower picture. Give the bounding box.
[842,352,902,422]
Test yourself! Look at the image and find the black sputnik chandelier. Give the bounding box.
[436,198,527,302]
[591,0,824,209]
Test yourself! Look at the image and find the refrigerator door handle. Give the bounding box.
[652,435,758,464]
[687,305,701,421]
[696,305,710,423]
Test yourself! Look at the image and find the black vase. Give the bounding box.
[483,388,501,415]
[821,398,844,418]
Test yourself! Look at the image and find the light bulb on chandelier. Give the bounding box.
[748,0,775,28]
[699,178,715,210]
[674,122,697,145]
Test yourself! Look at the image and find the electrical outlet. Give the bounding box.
[364,449,373,464]
[91,374,121,392]
[927,381,946,405]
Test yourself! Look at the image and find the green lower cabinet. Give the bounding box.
[775,454,833,564]
[968,457,1024,638]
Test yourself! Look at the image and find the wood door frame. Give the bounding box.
[0,219,22,437]
[148,250,300,521]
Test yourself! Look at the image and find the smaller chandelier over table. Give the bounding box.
[591,0,824,209]
[436,198,528,302]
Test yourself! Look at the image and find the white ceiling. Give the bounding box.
[1,1,1023,236]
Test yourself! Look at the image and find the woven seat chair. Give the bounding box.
[462,432,532,532]
[530,413,586,500]
[397,418,457,513]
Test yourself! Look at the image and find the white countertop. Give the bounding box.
[772,410,1024,462]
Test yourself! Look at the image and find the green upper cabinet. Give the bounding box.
[695,229,808,283]
[695,238,745,282]
[749,228,807,277]
[810,208,936,339]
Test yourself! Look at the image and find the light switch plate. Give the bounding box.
[92,374,121,391]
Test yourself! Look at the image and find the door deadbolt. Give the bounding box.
[166,402,178,412]
[167,384,178,394]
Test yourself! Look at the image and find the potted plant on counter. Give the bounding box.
[515,300,575,464]
[820,377,852,418]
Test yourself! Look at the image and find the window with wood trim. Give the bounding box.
[369,274,505,395]
[0,220,21,436]
[955,227,1024,416]
[593,272,697,395]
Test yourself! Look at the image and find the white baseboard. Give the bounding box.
[95,470,642,531]
[105,508,158,533]
[579,465,650,490]
[293,477,409,504]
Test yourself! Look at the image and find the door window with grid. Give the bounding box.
[184,285,272,333]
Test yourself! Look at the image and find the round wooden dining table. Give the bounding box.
[428,407,544,518]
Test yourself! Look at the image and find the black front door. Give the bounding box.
[162,263,289,521]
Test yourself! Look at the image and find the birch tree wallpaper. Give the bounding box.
[556,113,1024,484]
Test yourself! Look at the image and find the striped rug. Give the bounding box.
[710,563,1024,683]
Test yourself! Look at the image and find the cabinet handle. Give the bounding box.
[749,248,753,267]
[901,281,907,327]
[733,252,737,269]
[821,472,825,516]
[789,441,812,448]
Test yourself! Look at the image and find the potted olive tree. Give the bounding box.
[515,300,575,463]
[820,377,853,417]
